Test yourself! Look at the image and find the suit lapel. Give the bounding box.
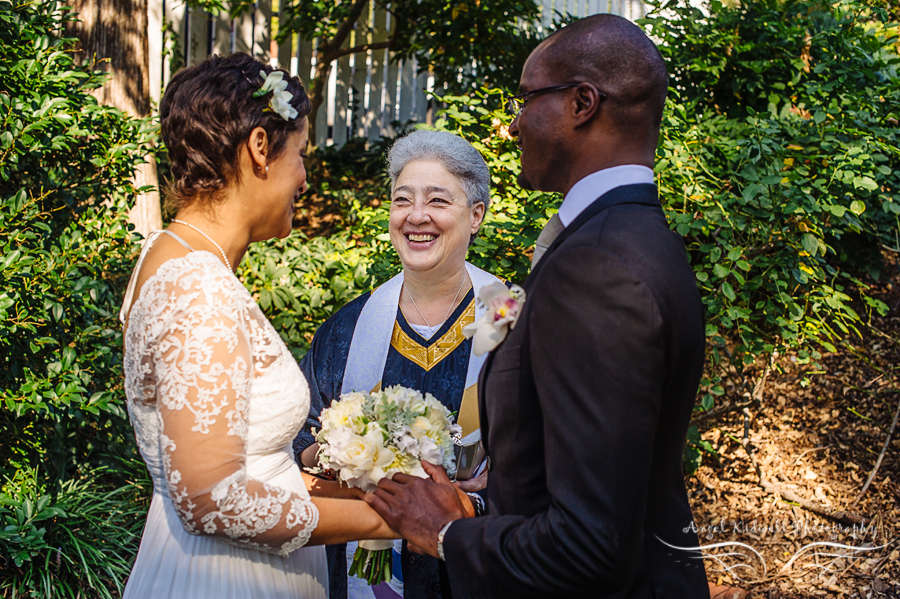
[477,346,495,459]
[478,183,661,459]
[528,183,660,282]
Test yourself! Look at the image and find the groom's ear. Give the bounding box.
[572,82,602,128]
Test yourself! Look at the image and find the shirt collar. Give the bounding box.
[557,165,656,227]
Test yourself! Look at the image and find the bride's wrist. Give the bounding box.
[307,478,364,500]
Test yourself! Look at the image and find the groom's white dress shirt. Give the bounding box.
[557,164,656,227]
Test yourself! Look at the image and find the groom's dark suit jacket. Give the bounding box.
[443,184,708,598]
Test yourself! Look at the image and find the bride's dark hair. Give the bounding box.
[159,53,311,211]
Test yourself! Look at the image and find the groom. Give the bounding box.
[367,14,708,598]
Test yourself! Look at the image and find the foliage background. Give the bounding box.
[2,0,899,596]
[0,1,154,596]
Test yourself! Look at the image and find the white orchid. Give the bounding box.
[417,436,443,467]
[253,71,298,121]
[463,282,526,355]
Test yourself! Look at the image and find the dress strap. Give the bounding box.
[119,230,164,324]
[162,229,195,251]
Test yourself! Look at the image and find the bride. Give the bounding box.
[119,53,396,598]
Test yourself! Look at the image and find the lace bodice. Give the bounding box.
[122,238,318,557]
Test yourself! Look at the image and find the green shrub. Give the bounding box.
[643,0,900,417]
[0,0,154,595]
[0,465,147,599]
[238,232,376,359]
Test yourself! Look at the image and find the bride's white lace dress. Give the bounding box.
[120,231,328,598]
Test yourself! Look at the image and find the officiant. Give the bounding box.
[292,130,499,599]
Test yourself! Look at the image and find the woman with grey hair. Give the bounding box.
[292,130,499,599]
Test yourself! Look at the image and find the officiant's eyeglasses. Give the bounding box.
[506,83,605,118]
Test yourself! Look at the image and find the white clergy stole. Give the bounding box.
[341,262,502,437]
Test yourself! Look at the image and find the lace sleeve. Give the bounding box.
[153,267,319,556]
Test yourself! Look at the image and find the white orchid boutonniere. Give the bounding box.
[253,71,298,121]
[463,282,526,356]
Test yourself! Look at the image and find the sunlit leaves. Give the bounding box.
[647,0,900,415]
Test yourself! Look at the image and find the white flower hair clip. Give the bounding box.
[253,70,298,121]
[463,282,526,356]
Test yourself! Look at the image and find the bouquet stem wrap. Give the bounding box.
[349,539,395,585]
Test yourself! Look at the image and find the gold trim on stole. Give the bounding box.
[457,384,479,438]
[390,301,476,372]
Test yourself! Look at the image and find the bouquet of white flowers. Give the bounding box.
[313,385,461,585]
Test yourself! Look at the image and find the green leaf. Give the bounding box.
[61,346,76,370]
[853,176,878,191]
[850,200,866,215]
[721,282,736,302]
[741,183,763,202]
[801,233,819,256]
[713,263,730,278]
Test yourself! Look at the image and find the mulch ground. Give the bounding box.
[688,255,900,597]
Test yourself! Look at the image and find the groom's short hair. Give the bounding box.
[541,14,669,132]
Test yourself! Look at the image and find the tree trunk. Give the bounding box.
[66,0,162,238]
[308,55,333,148]
[305,0,374,149]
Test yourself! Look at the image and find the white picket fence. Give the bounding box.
[148,0,645,147]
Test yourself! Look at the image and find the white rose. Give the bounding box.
[409,416,433,440]
[386,385,421,410]
[325,428,395,491]
[321,394,367,434]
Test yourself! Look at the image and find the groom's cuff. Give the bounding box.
[436,520,454,561]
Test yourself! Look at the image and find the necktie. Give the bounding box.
[531,213,564,268]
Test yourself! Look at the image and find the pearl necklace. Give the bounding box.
[171,219,233,271]
[405,272,467,330]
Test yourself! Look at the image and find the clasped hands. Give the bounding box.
[364,460,475,558]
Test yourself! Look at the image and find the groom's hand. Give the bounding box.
[365,461,470,558]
